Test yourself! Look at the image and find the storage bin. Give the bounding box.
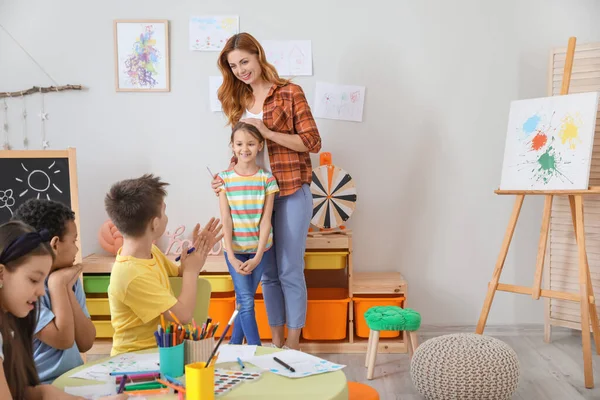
[353,294,405,338]
[304,251,348,270]
[254,294,287,340]
[86,298,111,316]
[201,274,234,292]
[208,292,236,338]
[83,274,110,293]
[92,320,114,338]
[302,288,350,340]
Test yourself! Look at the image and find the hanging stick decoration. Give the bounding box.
[2,96,9,150]
[0,85,82,99]
[39,88,49,149]
[21,93,28,148]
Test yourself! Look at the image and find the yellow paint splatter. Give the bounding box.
[559,113,582,150]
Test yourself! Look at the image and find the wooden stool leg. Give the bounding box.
[405,331,412,358]
[574,195,594,389]
[365,329,374,368]
[409,331,419,356]
[367,330,380,380]
[477,195,524,334]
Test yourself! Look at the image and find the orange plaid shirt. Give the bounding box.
[238,82,322,197]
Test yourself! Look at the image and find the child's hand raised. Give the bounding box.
[193,218,224,247]
[180,237,210,276]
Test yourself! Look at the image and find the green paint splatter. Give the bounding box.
[532,145,572,185]
[534,146,556,184]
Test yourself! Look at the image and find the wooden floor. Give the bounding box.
[86,325,600,400]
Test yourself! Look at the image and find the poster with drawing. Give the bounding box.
[190,16,239,51]
[262,40,312,76]
[114,20,169,91]
[313,82,365,122]
[209,76,223,112]
[499,92,600,190]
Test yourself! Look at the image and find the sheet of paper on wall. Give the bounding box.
[70,352,159,381]
[313,82,366,122]
[209,76,224,112]
[190,16,239,51]
[64,382,116,399]
[262,40,312,76]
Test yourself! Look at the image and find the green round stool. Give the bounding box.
[364,306,421,380]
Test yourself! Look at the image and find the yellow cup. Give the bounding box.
[185,361,215,400]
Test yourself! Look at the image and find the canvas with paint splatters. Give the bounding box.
[499,92,600,190]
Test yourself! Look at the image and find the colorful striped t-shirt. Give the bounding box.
[218,168,279,253]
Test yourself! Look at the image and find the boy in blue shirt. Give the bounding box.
[13,199,96,383]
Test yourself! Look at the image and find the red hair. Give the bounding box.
[217,33,289,126]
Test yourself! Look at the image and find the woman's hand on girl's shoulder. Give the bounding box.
[211,175,224,196]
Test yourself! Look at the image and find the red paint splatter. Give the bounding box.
[531,132,547,151]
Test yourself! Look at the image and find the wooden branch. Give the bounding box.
[0,85,83,98]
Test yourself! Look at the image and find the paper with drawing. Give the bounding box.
[314,82,365,122]
[71,352,159,381]
[247,349,345,378]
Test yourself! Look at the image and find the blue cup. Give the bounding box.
[159,343,184,378]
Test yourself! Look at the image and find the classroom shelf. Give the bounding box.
[82,230,409,354]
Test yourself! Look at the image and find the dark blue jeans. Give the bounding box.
[225,248,274,345]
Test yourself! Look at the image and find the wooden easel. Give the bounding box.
[475,37,600,389]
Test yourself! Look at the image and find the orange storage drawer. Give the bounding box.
[302,288,350,340]
[208,292,236,338]
[353,295,405,338]
[254,294,287,340]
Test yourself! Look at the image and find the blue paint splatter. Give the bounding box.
[523,115,541,135]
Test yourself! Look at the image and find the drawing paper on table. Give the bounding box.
[64,382,116,399]
[215,344,257,363]
[71,353,159,381]
[247,349,345,378]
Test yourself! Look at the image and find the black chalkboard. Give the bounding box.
[0,150,77,225]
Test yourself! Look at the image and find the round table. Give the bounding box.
[53,347,348,399]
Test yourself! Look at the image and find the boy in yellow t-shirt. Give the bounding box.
[104,174,223,356]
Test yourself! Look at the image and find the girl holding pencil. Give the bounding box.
[217,122,279,346]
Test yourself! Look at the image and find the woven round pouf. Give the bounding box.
[410,333,520,400]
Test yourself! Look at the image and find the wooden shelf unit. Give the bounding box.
[83,231,408,354]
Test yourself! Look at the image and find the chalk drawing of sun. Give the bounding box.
[16,161,63,200]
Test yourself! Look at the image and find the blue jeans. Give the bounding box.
[262,184,312,329]
[225,248,274,345]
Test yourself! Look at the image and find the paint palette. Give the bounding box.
[214,369,262,396]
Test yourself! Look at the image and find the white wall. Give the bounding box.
[1,0,600,325]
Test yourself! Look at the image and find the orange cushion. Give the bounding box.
[348,381,380,400]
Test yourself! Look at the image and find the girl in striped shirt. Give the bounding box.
[218,122,279,345]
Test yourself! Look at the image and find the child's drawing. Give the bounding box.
[314,82,365,122]
[71,352,159,381]
[114,20,169,91]
[262,40,312,76]
[499,92,600,190]
[190,16,239,51]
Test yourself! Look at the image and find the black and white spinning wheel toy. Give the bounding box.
[310,165,357,229]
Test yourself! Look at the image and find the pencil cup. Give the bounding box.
[159,343,184,378]
[184,337,215,365]
[186,361,215,400]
